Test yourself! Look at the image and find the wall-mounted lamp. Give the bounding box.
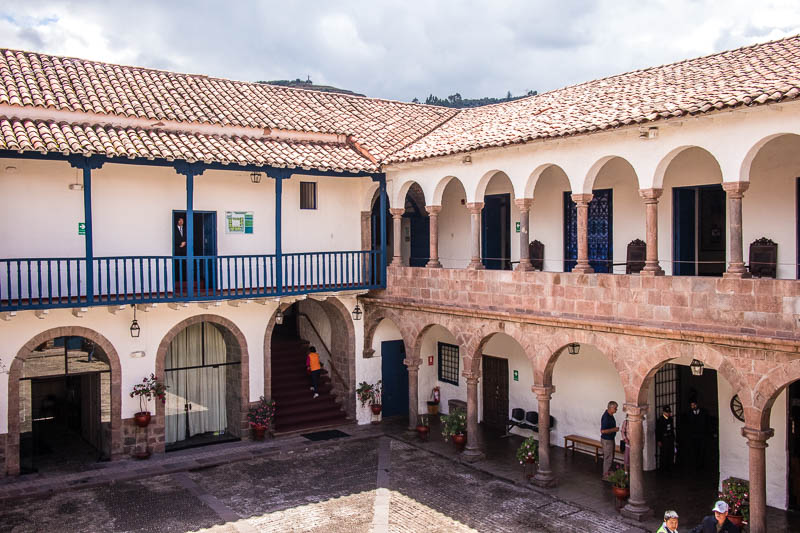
[275,308,284,325]
[567,342,580,355]
[639,126,659,140]
[461,155,472,164]
[129,350,146,359]
[250,171,263,184]
[130,305,140,338]
[352,304,362,321]
[690,359,704,376]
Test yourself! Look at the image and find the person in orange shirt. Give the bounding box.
[306,346,322,398]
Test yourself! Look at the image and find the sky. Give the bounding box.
[2,1,800,102]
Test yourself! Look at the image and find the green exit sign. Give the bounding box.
[78,222,86,236]
[515,222,520,233]
[513,370,519,381]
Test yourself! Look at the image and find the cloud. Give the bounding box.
[1,0,799,102]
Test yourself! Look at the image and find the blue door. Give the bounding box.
[482,193,511,270]
[563,189,613,273]
[381,340,409,418]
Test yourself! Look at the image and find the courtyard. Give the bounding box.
[0,434,645,533]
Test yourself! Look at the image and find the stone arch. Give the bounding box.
[362,181,380,211]
[653,145,723,189]
[396,179,427,210]
[363,305,415,361]
[631,341,747,406]
[7,326,123,476]
[524,163,566,199]
[475,169,516,203]
[411,321,471,368]
[739,132,800,183]
[469,323,532,376]
[156,314,249,451]
[432,175,465,206]
[582,155,641,194]
[751,357,800,430]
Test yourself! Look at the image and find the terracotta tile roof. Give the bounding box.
[0,48,457,167]
[388,35,800,163]
[0,117,378,172]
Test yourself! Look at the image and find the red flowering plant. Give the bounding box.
[130,373,167,414]
[248,396,277,430]
[720,477,749,521]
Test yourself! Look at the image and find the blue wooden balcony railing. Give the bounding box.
[0,250,383,311]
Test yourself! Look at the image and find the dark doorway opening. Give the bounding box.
[172,210,217,292]
[789,380,800,510]
[672,185,726,276]
[381,340,409,418]
[19,336,111,474]
[165,322,241,452]
[403,187,429,267]
[564,189,613,273]
[371,192,391,283]
[482,193,511,270]
[482,355,509,431]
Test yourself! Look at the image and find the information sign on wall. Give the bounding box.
[78,222,86,236]
[513,370,519,381]
[226,211,254,234]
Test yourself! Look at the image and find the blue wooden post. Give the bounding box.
[175,162,205,299]
[378,174,387,287]
[69,156,104,304]
[274,169,284,294]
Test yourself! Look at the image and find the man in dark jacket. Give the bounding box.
[656,405,675,471]
[689,501,741,533]
[684,399,708,470]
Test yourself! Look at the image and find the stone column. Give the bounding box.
[638,188,665,275]
[461,372,484,462]
[571,193,594,274]
[405,358,422,432]
[515,198,534,271]
[425,205,442,268]
[621,404,651,521]
[743,427,774,533]
[466,202,485,269]
[532,385,556,487]
[390,208,405,266]
[722,181,752,278]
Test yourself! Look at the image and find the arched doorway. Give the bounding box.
[163,320,243,450]
[16,335,113,474]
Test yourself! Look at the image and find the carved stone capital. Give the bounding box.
[531,385,555,399]
[623,403,648,420]
[638,188,663,202]
[425,205,442,216]
[742,426,774,447]
[466,202,484,214]
[514,198,534,211]
[404,357,422,370]
[571,193,593,205]
[462,371,481,384]
[722,181,750,198]
[389,208,405,219]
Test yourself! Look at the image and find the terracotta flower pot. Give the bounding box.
[611,486,630,501]
[426,401,439,415]
[134,411,151,428]
[251,425,267,441]
[727,515,744,527]
[525,457,536,464]
[371,404,382,415]
[452,433,466,450]
[416,425,430,440]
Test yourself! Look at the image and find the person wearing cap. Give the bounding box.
[689,501,741,533]
[656,404,676,472]
[657,510,679,533]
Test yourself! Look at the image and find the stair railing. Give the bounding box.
[297,312,345,388]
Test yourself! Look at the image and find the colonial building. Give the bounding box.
[2,36,800,533]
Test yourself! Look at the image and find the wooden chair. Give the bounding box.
[626,239,646,274]
[748,237,777,278]
[529,240,544,271]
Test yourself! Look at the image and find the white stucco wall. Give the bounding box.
[417,325,467,414]
[438,179,471,268]
[530,166,569,271]
[358,316,398,424]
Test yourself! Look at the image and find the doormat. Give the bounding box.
[301,430,350,441]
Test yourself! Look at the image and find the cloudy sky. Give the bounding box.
[2,1,800,102]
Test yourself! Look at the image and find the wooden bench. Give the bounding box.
[563,434,621,463]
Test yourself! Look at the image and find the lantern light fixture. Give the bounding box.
[690,359,704,376]
[275,307,284,325]
[250,171,262,184]
[130,305,140,338]
[567,342,580,355]
[352,304,362,321]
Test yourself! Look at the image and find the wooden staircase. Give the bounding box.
[270,328,348,434]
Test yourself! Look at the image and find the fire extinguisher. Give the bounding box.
[432,386,440,403]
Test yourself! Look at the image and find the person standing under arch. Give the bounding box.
[600,401,619,479]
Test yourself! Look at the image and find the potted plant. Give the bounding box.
[356,381,375,408]
[440,408,467,449]
[516,435,539,465]
[247,396,276,441]
[129,373,167,428]
[719,477,749,526]
[607,465,629,502]
[416,414,430,440]
[370,380,383,415]
[427,386,440,415]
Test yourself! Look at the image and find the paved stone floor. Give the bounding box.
[0,436,645,533]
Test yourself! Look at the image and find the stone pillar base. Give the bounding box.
[621,502,652,521]
[460,448,485,463]
[391,259,404,267]
[515,261,534,272]
[571,265,594,274]
[426,260,442,268]
[723,271,752,279]
[467,261,485,270]
[640,267,665,276]
[531,471,557,488]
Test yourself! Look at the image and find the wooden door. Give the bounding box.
[381,340,409,418]
[482,355,509,430]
